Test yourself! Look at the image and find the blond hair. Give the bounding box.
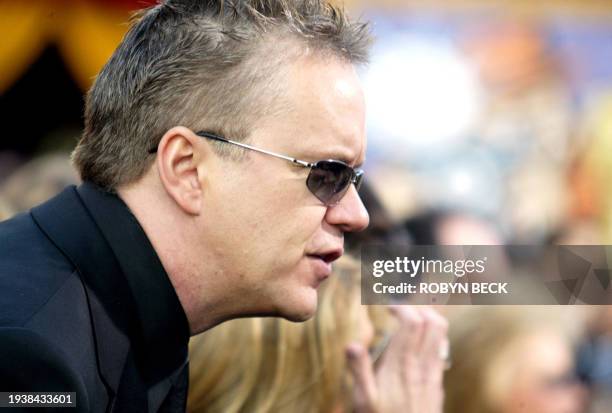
[188,256,386,413]
[443,306,578,413]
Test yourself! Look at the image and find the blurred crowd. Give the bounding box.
[2,0,612,412]
[2,153,612,412]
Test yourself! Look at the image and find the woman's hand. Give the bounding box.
[346,306,448,413]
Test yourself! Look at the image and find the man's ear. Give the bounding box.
[155,126,209,215]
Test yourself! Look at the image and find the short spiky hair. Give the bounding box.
[72,0,372,191]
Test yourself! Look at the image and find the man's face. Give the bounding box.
[199,56,369,321]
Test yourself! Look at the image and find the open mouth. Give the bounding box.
[306,249,343,283]
[307,250,343,264]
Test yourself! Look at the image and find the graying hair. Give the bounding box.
[71,0,372,191]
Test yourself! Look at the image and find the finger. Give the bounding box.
[418,307,448,360]
[415,307,449,386]
[346,342,378,413]
[386,305,426,360]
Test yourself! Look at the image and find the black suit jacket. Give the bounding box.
[0,183,191,412]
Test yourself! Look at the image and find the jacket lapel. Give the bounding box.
[31,186,140,406]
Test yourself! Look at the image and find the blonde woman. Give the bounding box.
[188,256,448,413]
[444,307,587,413]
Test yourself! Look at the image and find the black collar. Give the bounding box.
[32,182,190,390]
[76,183,190,374]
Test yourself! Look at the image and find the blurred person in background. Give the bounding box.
[345,181,412,252]
[444,307,587,413]
[0,0,371,411]
[0,152,23,184]
[188,256,449,413]
[403,209,503,246]
[576,306,612,413]
[0,151,79,218]
[566,94,612,245]
[0,197,13,222]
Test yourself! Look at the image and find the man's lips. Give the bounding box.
[306,248,344,282]
[306,248,344,264]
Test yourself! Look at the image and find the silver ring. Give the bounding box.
[438,340,450,361]
[439,340,452,370]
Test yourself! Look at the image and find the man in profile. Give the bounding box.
[0,0,370,411]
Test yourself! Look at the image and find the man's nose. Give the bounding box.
[324,185,369,232]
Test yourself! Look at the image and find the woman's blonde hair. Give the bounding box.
[188,256,385,413]
[443,306,579,413]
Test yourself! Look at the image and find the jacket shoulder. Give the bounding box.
[0,212,76,327]
[0,327,90,412]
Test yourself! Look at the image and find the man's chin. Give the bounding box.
[246,286,319,321]
[277,290,318,322]
[282,309,315,323]
[249,307,315,322]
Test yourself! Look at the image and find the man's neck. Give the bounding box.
[117,179,254,335]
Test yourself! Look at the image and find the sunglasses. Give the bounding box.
[148,131,364,206]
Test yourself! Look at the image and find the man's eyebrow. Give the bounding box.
[299,147,362,166]
[337,156,365,168]
[314,152,359,166]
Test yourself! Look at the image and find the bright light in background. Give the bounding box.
[418,148,503,216]
[450,170,474,196]
[362,35,483,160]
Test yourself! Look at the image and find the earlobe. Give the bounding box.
[156,126,206,215]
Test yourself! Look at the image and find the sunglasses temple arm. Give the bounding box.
[198,133,314,168]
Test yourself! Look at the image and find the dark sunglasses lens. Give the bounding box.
[306,161,353,205]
